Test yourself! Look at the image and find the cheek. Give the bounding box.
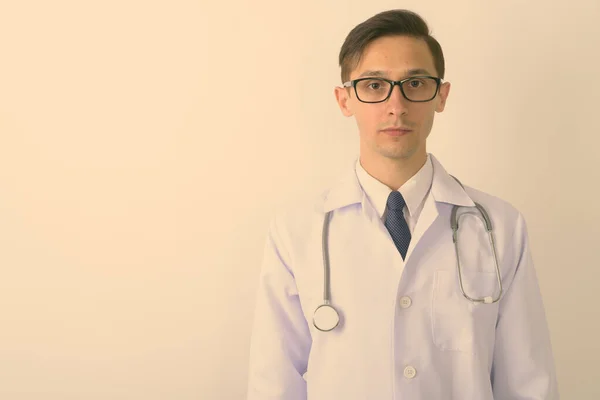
[413,107,434,128]
[423,111,436,129]
[354,107,382,131]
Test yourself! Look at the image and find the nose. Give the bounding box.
[386,83,410,114]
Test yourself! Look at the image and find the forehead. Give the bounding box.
[351,35,436,80]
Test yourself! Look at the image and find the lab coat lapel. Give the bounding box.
[404,154,476,262]
[404,189,438,262]
[427,153,476,209]
[322,153,476,263]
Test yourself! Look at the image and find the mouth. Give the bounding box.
[381,128,413,136]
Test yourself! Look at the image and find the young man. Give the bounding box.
[247,9,559,400]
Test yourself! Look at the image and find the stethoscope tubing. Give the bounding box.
[314,175,503,332]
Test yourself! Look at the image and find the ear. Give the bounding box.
[334,86,354,117]
[435,81,451,113]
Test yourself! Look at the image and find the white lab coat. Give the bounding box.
[247,153,559,399]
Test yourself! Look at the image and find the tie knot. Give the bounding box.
[387,191,406,210]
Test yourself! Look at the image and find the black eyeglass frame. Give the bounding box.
[342,75,444,103]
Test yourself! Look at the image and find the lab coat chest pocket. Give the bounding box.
[432,269,499,354]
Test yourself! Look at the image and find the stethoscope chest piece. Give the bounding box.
[313,304,340,332]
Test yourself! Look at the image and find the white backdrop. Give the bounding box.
[0,0,598,399]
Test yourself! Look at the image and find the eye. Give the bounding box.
[360,79,387,91]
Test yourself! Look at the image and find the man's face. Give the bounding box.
[335,35,450,164]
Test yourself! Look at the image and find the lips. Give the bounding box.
[382,128,412,136]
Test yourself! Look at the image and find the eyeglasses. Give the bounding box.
[342,76,443,103]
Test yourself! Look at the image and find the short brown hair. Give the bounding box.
[338,9,445,84]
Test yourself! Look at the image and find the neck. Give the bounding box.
[359,152,427,191]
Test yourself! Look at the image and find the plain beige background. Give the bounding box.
[0,0,598,399]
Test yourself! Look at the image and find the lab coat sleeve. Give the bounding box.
[491,211,559,399]
[246,211,312,400]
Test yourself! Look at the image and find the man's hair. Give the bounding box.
[338,9,445,84]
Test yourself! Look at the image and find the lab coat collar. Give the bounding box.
[322,152,475,213]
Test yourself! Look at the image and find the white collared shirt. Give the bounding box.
[355,153,433,233]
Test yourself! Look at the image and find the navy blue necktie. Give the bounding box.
[385,191,411,260]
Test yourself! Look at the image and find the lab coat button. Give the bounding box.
[399,296,412,308]
[404,366,416,379]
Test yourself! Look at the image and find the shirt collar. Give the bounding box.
[322,152,475,213]
[355,153,433,219]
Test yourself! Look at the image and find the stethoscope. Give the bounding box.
[312,175,504,332]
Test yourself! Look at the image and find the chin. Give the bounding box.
[377,148,416,160]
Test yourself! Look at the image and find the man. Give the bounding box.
[247,9,559,399]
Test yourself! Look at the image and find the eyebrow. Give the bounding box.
[357,68,432,79]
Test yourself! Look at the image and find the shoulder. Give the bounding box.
[462,183,524,228]
[269,185,330,240]
[459,183,532,275]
